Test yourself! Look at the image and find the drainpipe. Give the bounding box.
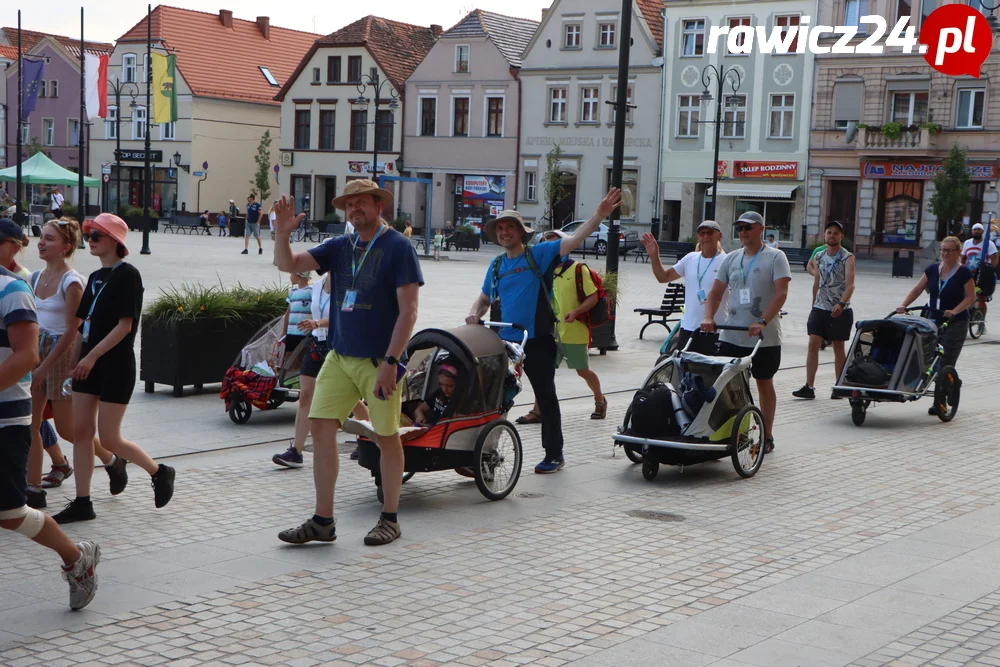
[513,66,521,211]
[802,0,820,249]
[653,9,667,240]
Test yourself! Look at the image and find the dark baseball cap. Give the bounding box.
[0,218,25,243]
[736,211,764,226]
[825,220,845,232]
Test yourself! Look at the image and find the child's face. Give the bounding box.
[438,373,457,398]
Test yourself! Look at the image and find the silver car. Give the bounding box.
[558,220,640,256]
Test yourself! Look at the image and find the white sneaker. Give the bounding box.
[62,540,100,610]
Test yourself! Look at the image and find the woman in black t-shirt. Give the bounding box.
[51,214,176,525]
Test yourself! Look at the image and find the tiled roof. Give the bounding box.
[0,27,113,57]
[443,10,538,69]
[116,6,320,105]
[635,0,665,50]
[0,45,18,61]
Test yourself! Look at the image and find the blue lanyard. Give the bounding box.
[696,252,719,289]
[87,262,122,319]
[937,262,956,294]
[350,224,386,288]
[820,250,842,286]
[739,250,760,283]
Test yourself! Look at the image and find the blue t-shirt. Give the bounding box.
[307,226,423,358]
[924,262,973,321]
[481,240,562,341]
[246,202,262,224]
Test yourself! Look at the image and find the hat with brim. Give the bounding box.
[736,211,765,226]
[825,220,845,232]
[541,229,568,241]
[332,179,394,212]
[484,210,534,244]
[83,213,129,256]
[697,220,722,232]
[0,218,25,243]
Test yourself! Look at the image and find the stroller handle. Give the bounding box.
[889,305,959,325]
[479,321,530,348]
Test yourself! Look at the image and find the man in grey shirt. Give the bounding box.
[701,211,791,453]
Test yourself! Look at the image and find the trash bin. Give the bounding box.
[892,249,914,278]
[229,216,246,238]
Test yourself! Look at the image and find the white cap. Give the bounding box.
[972,223,985,231]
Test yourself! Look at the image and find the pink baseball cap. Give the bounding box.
[83,213,130,256]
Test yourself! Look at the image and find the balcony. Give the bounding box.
[857,126,937,157]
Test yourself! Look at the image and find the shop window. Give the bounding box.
[564,24,581,49]
[682,20,705,56]
[723,95,746,138]
[733,200,793,240]
[728,17,751,54]
[956,89,985,128]
[291,175,312,217]
[876,180,922,244]
[452,97,470,136]
[294,109,311,150]
[677,95,700,137]
[891,92,929,125]
[319,109,335,150]
[420,98,436,136]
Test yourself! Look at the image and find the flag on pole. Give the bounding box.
[151,53,177,123]
[20,57,46,121]
[84,54,109,120]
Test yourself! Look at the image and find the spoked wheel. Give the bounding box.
[969,309,985,339]
[641,458,659,481]
[376,472,417,504]
[933,365,960,423]
[730,406,766,478]
[228,397,252,424]
[850,399,868,426]
[473,420,522,501]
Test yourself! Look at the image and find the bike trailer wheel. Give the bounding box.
[933,365,960,422]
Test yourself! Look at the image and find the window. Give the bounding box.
[891,91,928,125]
[524,171,537,201]
[734,201,793,240]
[682,20,705,56]
[39,80,47,98]
[376,109,393,151]
[564,23,581,48]
[420,97,436,136]
[598,22,616,47]
[347,56,362,82]
[677,95,700,137]
[969,0,992,17]
[50,80,58,98]
[259,66,279,86]
[844,0,869,30]
[487,97,503,136]
[611,84,634,123]
[580,86,600,123]
[452,97,469,136]
[834,81,863,129]
[160,122,175,140]
[351,109,367,150]
[122,53,136,83]
[956,89,985,128]
[327,56,341,83]
[769,94,794,138]
[319,109,335,149]
[69,119,80,147]
[455,45,470,73]
[896,0,913,22]
[132,105,146,140]
[294,109,311,149]
[723,94,746,138]
[20,122,29,145]
[312,67,321,84]
[775,15,800,53]
[141,54,148,82]
[922,0,938,24]
[370,67,378,81]
[106,106,117,139]
[728,17,751,54]
[549,87,567,123]
[42,118,54,146]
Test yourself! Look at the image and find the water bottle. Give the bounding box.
[62,378,73,397]
[669,386,691,431]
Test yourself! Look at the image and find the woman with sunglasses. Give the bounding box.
[52,214,175,524]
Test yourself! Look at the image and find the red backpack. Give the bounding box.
[556,259,612,328]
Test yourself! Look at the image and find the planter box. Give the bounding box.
[590,321,619,355]
[446,235,481,251]
[140,315,272,397]
[122,215,159,232]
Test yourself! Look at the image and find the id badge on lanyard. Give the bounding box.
[341,290,357,312]
[344,225,386,312]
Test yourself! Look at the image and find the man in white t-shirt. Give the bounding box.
[640,220,727,352]
[49,187,64,218]
[961,222,998,316]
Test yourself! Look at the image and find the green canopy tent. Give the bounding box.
[0,152,99,187]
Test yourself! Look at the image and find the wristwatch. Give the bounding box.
[757,317,767,326]
[384,355,399,366]
[837,301,849,308]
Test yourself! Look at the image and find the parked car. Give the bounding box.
[558,220,640,256]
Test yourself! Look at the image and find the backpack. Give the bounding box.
[489,250,558,336]
[974,263,996,298]
[628,382,679,439]
[845,356,890,387]
[554,258,612,328]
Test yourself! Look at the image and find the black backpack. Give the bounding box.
[975,264,996,298]
[629,382,678,439]
[845,357,890,387]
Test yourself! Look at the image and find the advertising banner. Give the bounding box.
[862,161,998,181]
[731,161,799,179]
[462,175,505,201]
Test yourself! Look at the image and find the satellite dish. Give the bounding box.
[845,121,858,144]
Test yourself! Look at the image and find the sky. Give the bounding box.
[1,0,549,42]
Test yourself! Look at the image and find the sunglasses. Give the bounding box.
[735,224,756,232]
[87,232,105,242]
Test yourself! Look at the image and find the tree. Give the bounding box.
[249,130,273,203]
[26,136,45,157]
[541,145,569,228]
[929,144,971,239]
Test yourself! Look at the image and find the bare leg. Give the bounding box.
[45,443,68,466]
[292,376,316,454]
[28,392,47,488]
[93,439,113,465]
[310,418,340,517]
[576,368,604,404]
[352,400,370,421]
[96,403,158,476]
[376,433,404,514]
[1,515,80,565]
[72,393,99,497]
[832,341,847,382]
[805,335,822,387]
[756,378,777,439]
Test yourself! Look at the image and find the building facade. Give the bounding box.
[88,8,318,219]
[516,0,664,233]
[807,0,1000,255]
[660,0,815,247]
[275,16,438,222]
[400,10,538,233]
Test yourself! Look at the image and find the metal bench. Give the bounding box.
[634,283,686,340]
[780,246,813,271]
[316,222,346,242]
[162,217,210,235]
[629,241,696,264]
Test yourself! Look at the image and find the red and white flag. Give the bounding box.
[84,54,109,120]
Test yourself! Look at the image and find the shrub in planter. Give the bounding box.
[140,283,288,397]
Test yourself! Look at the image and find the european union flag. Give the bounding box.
[21,57,46,121]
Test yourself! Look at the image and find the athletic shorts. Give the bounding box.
[300,337,329,378]
[72,354,136,405]
[557,343,589,370]
[0,425,31,511]
[310,352,402,437]
[807,307,854,342]
[717,342,782,381]
[246,222,261,238]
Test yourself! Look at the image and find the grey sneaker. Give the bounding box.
[62,540,100,610]
[364,518,401,546]
[278,517,337,544]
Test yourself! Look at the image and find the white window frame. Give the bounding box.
[418,95,437,137]
[598,22,616,48]
[524,170,537,202]
[677,95,700,137]
[39,80,47,98]
[42,118,54,146]
[727,17,752,55]
[132,105,147,140]
[484,95,505,137]
[844,0,868,32]
[50,80,58,98]
[68,118,80,147]
[450,95,470,137]
[610,83,634,124]
[549,87,568,124]
[890,91,929,125]
[312,67,321,84]
[681,19,705,57]
[564,23,582,49]
[723,94,747,138]
[956,88,985,129]
[106,106,118,139]
[768,94,795,139]
[20,122,30,145]
[455,44,470,73]
[580,86,600,123]
[122,53,137,83]
[160,121,175,140]
[141,53,148,83]
[774,15,801,54]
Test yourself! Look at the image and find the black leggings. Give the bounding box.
[523,335,563,460]
[939,318,967,370]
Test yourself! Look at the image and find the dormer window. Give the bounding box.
[455,45,470,73]
[259,66,278,86]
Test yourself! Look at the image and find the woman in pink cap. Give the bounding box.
[52,214,176,524]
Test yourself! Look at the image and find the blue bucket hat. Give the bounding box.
[0,218,25,243]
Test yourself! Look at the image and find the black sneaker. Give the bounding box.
[151,465,175,508]
[791,385,816,399]
[106,456,128,496]
[241,249,248,255]
[53,498,96,524]
[258,247,263,255]
[764,437,775,454]
[26,488,47,509]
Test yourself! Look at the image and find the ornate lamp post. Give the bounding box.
[699,65,742,222]
[352,71,399,184]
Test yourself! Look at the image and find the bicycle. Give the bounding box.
[290,221,318,243]
[968,288,987,339]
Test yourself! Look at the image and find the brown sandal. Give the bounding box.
[591,399,608,420]
[515,410,542,425]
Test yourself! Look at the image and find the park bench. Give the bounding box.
[316,222,346,242]
[162,216,210,235]
[635,283,686,340]
[780,246,812,271]
[629,241,696,264]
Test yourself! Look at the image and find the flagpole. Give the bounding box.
[140,3,152,254]
[15,11,22,225]
[79,6,85,223]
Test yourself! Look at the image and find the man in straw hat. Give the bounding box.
[466,188,622,474]
[272,179,423,546]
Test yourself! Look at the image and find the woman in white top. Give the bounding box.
[268,201,278,240]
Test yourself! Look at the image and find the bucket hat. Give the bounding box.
[332,179,394,212]
[83,213,130,256]
[484,210,534,245]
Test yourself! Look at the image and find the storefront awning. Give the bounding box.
[708,183,798,199]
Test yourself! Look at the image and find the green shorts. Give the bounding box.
[557,343,589,370]
[310,352,402,437]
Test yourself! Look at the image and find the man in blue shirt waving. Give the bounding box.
[466,188,622,474]
[242,193,263,255]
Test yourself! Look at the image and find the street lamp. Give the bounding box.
[352,71,399,185]
[699,65,742,222]
[980,0,1000,32]
[172,151,190,173]
[108,78,139,217]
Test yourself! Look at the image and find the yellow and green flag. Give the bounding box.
[151,53,177,123]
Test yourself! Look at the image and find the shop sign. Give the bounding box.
[462,175,505,201]
[348,160,395,175]
[862,161,998,181]
[731,161,798,179]
[280,151,294,167]
[117,149,162,162]
[717,161,729,178]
